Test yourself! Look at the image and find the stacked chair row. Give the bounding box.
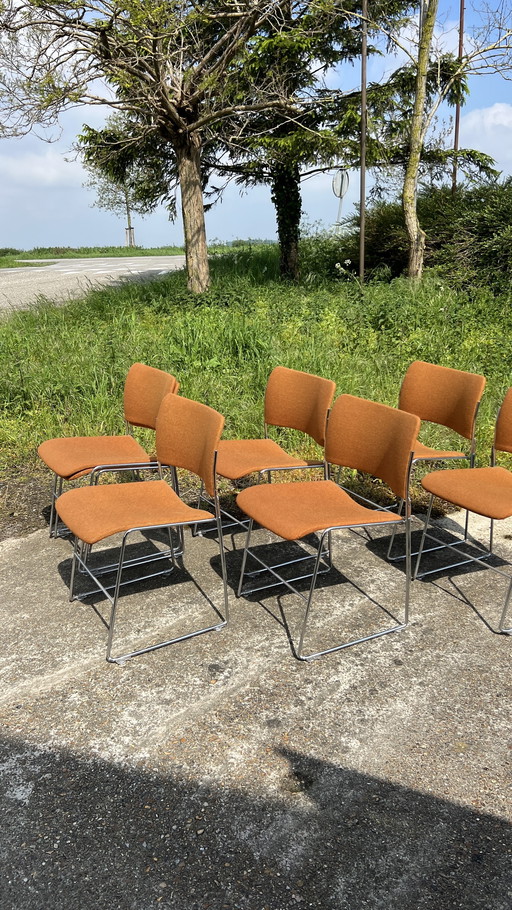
[37,360,511,664]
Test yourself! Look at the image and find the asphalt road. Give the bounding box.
[0,255,187,311]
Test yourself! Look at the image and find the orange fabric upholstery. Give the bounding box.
[264,366,336,446]
[325,395,421,500]
[38,364,178,481]
[56,395,224,543]
[237,479,400,541]
[38,435,149,481]
[216,366,335,482]
[422,466,512,521]
[409,441,464,462]
[155,394,224,498]
[237,395,420,533]
[123,362,179,429]
[494,388,512,454]
[398,360,486,440]
[57,480,214,545]
[235,395,419,659]
[214,439,309,481]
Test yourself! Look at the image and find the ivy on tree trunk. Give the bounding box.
[271,162,302,280]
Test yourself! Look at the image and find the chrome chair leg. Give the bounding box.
[499,576,512,634]
[50,474,64,538]
[413,495,433,581]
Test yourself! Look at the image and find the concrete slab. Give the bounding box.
[0,513,510,909]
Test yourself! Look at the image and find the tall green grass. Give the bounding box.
[0,246,510,475]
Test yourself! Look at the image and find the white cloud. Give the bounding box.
[0,145,83,188]
[462,102,512,131]
[460,102,512,173]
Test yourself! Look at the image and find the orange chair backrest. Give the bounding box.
[123,363,179,430]
[264,366,336,447]
[494,388,512,454]
[398,360,485,440]
[326,395,421,501]
[155,394,224,498]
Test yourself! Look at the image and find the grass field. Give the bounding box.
[0,244,510,497]
[0,245,187,269]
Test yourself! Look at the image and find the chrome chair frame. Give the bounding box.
[414,492,511,634]
[413,405,512,635]
[236,454,415,661]
[42,363,179,538]
[387,399,483,562]
[63,453,228,663]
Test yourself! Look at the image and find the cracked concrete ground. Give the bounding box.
[0,508,511,909]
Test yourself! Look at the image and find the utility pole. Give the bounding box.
[451,0,465,194]
[359,0,368,284]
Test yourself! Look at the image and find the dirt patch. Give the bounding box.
[0,467,51,541]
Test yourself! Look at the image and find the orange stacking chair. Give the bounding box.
[209,366,335,528]
[38,363,179,537]
[388,360,486,560]
[414,388,512,634]
[235,395,420,660]
[55,394,229,664]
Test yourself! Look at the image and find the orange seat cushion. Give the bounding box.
[38,435,150,480]
[237,480,400,541]
[422,466,512,520]
[412,442,465,461]
[56,480,214,545]
[216,438,312,481]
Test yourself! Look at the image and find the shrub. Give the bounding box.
[330,178,512,292]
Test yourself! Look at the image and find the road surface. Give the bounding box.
[0,255,187,312]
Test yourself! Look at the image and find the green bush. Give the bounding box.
[329,178,512,291]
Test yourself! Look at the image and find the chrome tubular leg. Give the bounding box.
[51,475,64,538]
[326,530,333,569]
[106,534,128,663]
[216,510,229,624]
[69,536,79,602]
[463,509,470,542]
[49,473,58,537]
[413,495,434,581]
[296,532,327,659]
[237,520,254,598]
[386,498,404,560]
[490,518,494,555]
[404,515,412,624]
[499,576,512,634]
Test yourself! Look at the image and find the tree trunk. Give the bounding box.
[270,162,302,280]
[403,0,439,280]
[174,132,210,293]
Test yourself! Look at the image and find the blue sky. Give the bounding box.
[0,1,510,251]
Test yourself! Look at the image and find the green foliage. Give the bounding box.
[0,254,509,479]
[334,178,512,291]
[5,246,185,260]
[78,115,178,220]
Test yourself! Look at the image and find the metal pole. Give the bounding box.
[359,0,368,284]
[451,0,465,194]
